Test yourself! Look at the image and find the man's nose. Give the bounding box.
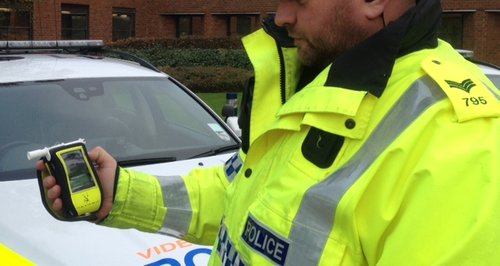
[275,1,296,27]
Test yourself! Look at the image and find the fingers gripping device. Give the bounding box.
[27,139,103,221]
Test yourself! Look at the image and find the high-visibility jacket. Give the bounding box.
[102,1,500,265]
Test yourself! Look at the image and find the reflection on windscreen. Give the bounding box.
[0,77,238,176]
[488,75,500,89]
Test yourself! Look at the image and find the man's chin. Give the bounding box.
[296,47,311,65]
[298,50,320,67]
[297,47,333,68]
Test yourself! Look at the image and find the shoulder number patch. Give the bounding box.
[422,57,500,122]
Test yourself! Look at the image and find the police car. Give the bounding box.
[474,62,500,86]
[0,40,240,265]
[458,49,500,86]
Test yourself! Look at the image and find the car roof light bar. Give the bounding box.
[0,40,104,50]
[0,39,161,72]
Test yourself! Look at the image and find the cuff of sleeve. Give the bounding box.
[100,168,166,233]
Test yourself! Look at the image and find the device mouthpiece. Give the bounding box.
[27,148,50,161]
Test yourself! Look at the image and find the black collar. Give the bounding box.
[325,0,441,97]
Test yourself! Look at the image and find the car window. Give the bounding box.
[0,77,239,180]
[487,75,500,88]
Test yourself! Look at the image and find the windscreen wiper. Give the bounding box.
[118,157,177,167]
[188,144,240,159]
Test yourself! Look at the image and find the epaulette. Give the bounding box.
[422,57,499,122]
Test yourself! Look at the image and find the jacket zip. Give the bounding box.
[276,42,287,105]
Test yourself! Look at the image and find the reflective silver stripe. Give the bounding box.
[286,76,446,265]
[224,152,243,182]
[155,175,192,238]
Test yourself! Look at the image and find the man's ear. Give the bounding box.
[362,0,389,20]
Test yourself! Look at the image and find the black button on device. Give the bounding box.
[345,119,356,129]
[244,168,252,178]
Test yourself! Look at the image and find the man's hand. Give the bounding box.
[36,146,118,221]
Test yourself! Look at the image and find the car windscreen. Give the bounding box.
[0,77,239,180]
[487,75,500,89]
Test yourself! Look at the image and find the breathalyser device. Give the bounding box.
[27,139,102,221]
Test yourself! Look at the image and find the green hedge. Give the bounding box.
[121,48,251,69]
[108,38,253,92]
[107,37,251,69]
[161,66,252,93]
[108,37,244,49]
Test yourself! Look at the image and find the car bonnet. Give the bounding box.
[0,153,233,266]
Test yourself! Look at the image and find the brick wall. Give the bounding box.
[485,12,500,65]
[442,0,500,65]
[30,0,499,65]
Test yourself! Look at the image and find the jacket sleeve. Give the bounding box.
[100,151,244,245]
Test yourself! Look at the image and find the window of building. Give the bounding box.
[61,4,88,40]
[177,16,192,37]
[0,7,10,39]
[224,15,255,37]
[112,8,135,41]
[438,13,463,49]
[236,16,252,36]
[0,1,32,40]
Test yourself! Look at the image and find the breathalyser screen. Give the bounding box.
[61,150,95,193]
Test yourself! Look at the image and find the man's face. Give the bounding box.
[275,0,372,67]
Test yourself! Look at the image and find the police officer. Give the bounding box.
[40,0,499,264]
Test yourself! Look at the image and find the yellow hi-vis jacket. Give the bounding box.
[102,9,499,266]
[102,34,499,265]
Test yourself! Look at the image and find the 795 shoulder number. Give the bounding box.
[462,97,487,107]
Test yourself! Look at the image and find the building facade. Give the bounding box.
[1,0,499,65]
[440,0,499,66]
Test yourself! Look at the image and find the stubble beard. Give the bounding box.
[296,8,372,68]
